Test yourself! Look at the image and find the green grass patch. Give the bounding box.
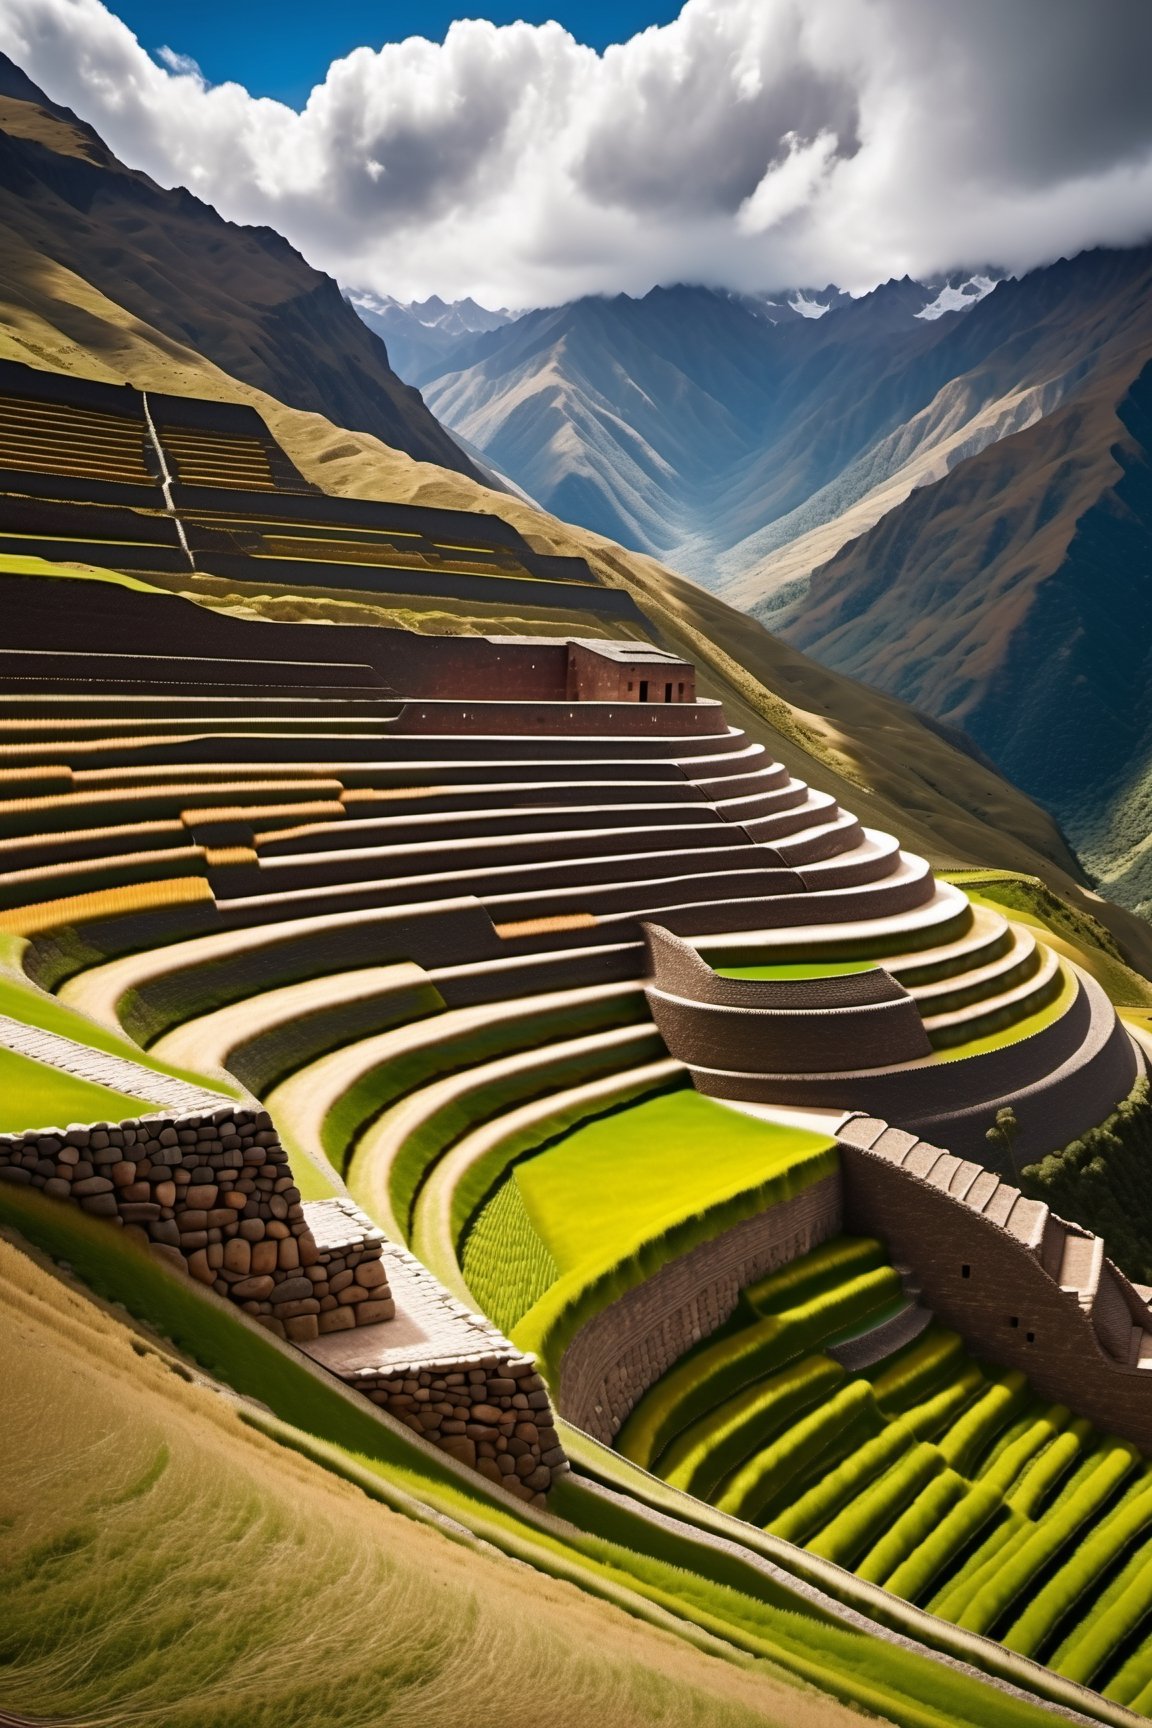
[0,551,163,592]
[715,960,878,980]
[513,1095,837,1384]
[0,1047,158,1131]
[461,1171,559,1334]
[516,1090,835,1276]
[0,934,242,1098]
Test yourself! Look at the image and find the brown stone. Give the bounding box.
[470,1404,503,1425]
[354,1259,389,1290]
[356,1299,395,1324]
[439,1436,477,1468]
[238,1218,265,1242]
[185,1184,218,1209]
[250,1239,278,1274]
[186,1249,215,1286]
[153,1180,177,1208]
[223,1238,251,1276]
[79,1194,119,1217]
[318,1307,355,1334]
[232,1274,276,1300]
[283,1314,320,1343]
[121,1202,162,1223]
[110,1161,137,1187]
[277,1237,300,1270]
[72,1175,114,1197]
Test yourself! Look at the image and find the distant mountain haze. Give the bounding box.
[376,248,1152,919]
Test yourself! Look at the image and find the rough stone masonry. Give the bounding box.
[0,1105,393,1337]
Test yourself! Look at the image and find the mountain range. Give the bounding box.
[370,250,1152,919]
[0,53,475,478]
[4,52,1148,981]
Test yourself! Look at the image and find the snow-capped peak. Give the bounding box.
[917,275,999,320]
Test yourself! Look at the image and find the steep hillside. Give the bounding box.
[0,53,476,477]
[0,1232,856,1728]
[779,350,1152,921]
[2,58,1150,975]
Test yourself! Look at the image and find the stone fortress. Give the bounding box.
[1,355,1150,1516]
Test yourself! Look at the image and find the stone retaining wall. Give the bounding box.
[301,1240,567,1502]
[359,1351,563,1505]
[555,1174,841,1442]
[0,1106,393,1338]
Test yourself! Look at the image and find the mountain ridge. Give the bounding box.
[2,58,1151,974]
[0,51,478,479]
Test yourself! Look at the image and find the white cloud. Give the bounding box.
[154,44,201,79]
[1,0,1151,307]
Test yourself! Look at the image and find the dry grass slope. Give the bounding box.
[0,1232,873,1728]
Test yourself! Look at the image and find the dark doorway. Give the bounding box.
[664,682,673,702]
[639,680,649,702]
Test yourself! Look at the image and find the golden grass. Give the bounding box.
[494,913,599,937]
[0,1233,863,1728]
[0,874,213,935]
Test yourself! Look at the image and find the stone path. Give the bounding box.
[301,1239,512,1378]
[0,1013,231,1115]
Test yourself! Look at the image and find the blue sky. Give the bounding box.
[111,1,686,106]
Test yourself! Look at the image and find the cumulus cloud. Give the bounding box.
[2,0,1151,307]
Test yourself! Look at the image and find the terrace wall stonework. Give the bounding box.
[840,1142,1152,1450]
[555,1174,841,1443]
[0,1106,394,1339]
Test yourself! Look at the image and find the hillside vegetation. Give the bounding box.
[0,1231,854,1728]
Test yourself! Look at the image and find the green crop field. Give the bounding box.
[0,1046,158,1131]
[514,1088,834,1274]
[460,1088,842,1375]
[623,1235,1152,1699]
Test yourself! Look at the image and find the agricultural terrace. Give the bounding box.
[459,1086,835,1352]
[621,1236,1152,1708]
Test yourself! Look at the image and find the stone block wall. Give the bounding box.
[360,1352,563,1505]
[0,1106,393,1340]
[840,1139,1152,1451]
[306,1241,567,1503]
[555,1175,841,1442]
